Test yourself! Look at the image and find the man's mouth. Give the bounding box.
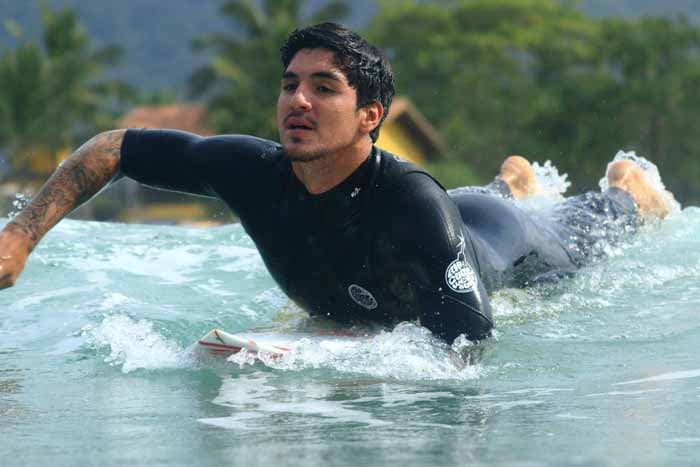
[284,115,315,131]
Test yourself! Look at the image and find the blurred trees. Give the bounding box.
[367,0,700,202]
[0,8,131,178]
[595,15,700,201]
[189,0,350,139]
[1,1,700,203]
[368,0,599,182]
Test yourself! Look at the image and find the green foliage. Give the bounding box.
[190,0,350,139]
[595,15,700,202]
[0,7,132,177]
[368,0,597,177]
[368,0,700,202]
[3,0,700,204]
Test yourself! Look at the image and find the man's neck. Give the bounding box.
[292,139,373,194]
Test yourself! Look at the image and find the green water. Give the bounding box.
[1,208,699,467]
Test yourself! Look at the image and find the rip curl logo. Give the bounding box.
[348,284,378,310]
[445,233,478,293]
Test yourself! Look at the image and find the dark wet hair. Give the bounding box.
[280,22,395,142]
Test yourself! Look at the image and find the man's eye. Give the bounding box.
[317,85,334,93]
[282,83,297,92]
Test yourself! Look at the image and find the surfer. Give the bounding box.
[0,23,676,343]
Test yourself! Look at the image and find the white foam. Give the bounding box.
[198,413,266,430]
[90,315,183,373]
[192,279,238,297]
[8,286,95,312]
[555,413,591,420]
[487,399,544,410]
[228,323,486,381]
[97,292,131,311]
[614,369,700,386]
[212,245,265,273]
[585,389,663,397]
[532,160,571,199]
[64,245,206,284]
[508,160,573,213]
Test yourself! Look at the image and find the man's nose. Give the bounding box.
[290,86,312,110]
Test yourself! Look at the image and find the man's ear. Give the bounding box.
[360,101,384,135]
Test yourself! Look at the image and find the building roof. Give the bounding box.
[385,97,446,157]
[119,103,214,135]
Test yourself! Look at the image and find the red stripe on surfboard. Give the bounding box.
[198,341,243,352]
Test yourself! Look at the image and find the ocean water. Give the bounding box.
[1,179,699,466]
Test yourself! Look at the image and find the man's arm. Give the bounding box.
[385,171,494,342]
[0,129,125,289]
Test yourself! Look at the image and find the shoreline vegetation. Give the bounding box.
[1,1,699,225]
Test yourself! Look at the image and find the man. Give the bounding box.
[0,23,674,343]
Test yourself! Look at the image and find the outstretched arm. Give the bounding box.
[0,129,125,289]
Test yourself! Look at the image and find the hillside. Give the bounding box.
[0,0,375,93]
[0,0,697,92]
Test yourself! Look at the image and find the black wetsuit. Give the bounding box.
[120,129,638,342]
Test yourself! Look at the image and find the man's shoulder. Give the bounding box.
[191,133,283,162]
[183,132,288,179]
[377,147,426,175]
[376,147,447,202]
[125,129,283,162]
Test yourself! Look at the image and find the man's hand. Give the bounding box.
[0,129,125,289]
[0,227,33,289]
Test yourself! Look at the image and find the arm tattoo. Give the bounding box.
[7,130,125,247]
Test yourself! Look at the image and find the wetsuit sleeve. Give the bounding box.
[385,172,494,342]
[120,129,280,210]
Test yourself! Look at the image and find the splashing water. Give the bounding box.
[515,159,573,211]
[532,160,571,199]
[225,323,485,381]
[7,192,30,220]
[0,153,698,466]
[88,314,184,373]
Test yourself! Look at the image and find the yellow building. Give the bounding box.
[376,97,445,165]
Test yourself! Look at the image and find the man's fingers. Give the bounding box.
[0,272,15,289]
[0,230,31,289]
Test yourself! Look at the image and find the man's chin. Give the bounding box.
[283,145,329,163]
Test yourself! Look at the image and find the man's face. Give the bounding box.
[277,48,366,162]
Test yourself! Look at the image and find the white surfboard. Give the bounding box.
[196,327,369,358]
[197,327,471,369]
[197,329,292,357]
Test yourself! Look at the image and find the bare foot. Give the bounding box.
[606,160,675,218]
[497,155,540,199]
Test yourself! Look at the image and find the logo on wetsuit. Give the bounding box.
[445,233,478,293]
[348,284,378,310]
